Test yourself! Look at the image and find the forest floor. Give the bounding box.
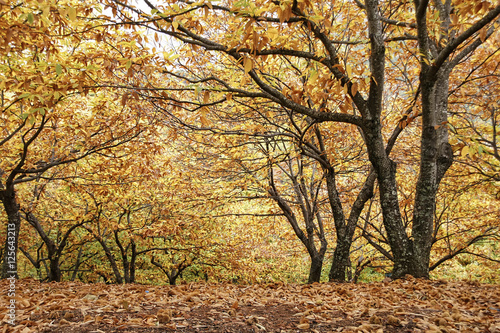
[1,277,499,333]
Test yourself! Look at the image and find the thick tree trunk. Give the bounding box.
[325,166,376,282]
[308,254,324,283]
[48,257,62,282]
[363,119,415,279]
[0,188,21,279]
[104,248,123,284]
[323,165,350,282]
[408,68,454,279]
[329,237,351,281]
[363,0,419,279]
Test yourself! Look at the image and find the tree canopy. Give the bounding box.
[0,0,499,284]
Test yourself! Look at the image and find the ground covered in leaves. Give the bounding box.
[1,277,499,332]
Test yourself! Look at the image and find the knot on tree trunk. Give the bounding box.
[436,142,454,182]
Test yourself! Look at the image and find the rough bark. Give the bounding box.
[308,254,324,283]
[0,187,21,279]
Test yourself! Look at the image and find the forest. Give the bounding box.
[1,0,499,290]
[1,0,500,331]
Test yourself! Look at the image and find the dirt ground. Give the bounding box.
[1,277,499,332]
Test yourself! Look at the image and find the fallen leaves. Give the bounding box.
[0,277,498,332]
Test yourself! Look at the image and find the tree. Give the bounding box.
[105,0,500,279]
[0,0,158,278]
[266,142,329,283]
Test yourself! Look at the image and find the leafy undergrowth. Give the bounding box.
[1,277,499,333]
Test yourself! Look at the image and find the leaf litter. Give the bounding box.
[1,276,499,332]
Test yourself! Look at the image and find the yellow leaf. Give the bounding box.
[200,106,210,126]
[267,28,279,40]
[309,69,318,83]
[68,7,77,21]
[172,21,179,30]
[244,57,253,73]
[461,146,469,157]
[346,64,352,78]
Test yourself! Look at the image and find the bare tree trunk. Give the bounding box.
[1,187,21,279]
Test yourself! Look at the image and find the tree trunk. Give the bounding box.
[308,254,324,283]
[114,229,137,283]
[70,245,85,281]
[329,237,352,281]
[408,66,454,279]
[0,187,21,279]
[23,211,83,282]
[129,241,137,283]
[48,256,62,282]
[95,236,123,284]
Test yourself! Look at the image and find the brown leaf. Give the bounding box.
[157,309,172,324]
[386,314,401,326]
[369,314,383,324]
[245,315,258,325]
[297,322,310,330]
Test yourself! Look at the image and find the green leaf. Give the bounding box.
[56,63,63,75]
[194,85,202,98]
[27,13,34,24]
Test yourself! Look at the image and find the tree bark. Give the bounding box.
[130,241,137,283]
[0,187,21,279]
[329,238,352,281]
[308,254,323,283]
